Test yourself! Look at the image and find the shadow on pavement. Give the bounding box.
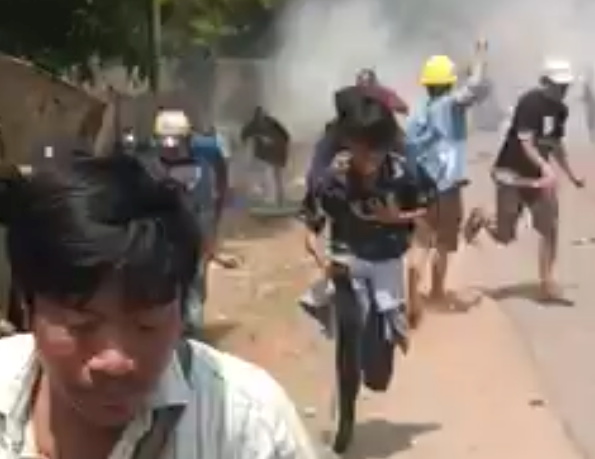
[483,281,576,307]
[344,420,441,458]
[421,290,483,314]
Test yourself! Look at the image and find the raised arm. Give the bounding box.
[452,39,490,107]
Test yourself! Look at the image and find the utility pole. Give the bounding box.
[147,0,161,95]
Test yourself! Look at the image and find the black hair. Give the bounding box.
[334,86,397,150]
[1,151,200,309]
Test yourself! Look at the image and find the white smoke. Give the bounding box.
[263,0,595,139]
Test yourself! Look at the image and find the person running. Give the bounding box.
[152,109,218,335]
[190,126,229,249]
[0,151,317,458]
[464,58,584,302]
[300,86,433,453]
[190,126,241,270]
[240,106,290,206]
[404,39,489,326]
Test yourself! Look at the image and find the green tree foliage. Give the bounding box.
[0,0,280,79]
[162,0,279,54]
[0,0,151,78]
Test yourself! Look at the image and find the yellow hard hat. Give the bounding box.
[420,55,458,86]
[153,110,191,136]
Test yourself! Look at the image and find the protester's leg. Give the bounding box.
[429,188,463,303]
[530,189,562,301]
[587,110,595,143]
[272,165,284,206]
[464,184,523,245]
[407,218,434,328]
[332,269,365,453]
[260,163,270,204]
[360,260,407,393]
[299,277,334,337]
[368,258,408,351]
[250,156,267,201]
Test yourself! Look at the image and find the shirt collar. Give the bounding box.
[0,335,192,423]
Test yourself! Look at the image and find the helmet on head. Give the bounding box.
[541,58,574,85]
[420,55,457,86]
[356,68,378,86]
[153,110,191,137]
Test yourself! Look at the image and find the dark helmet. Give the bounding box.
[356,68,378,86]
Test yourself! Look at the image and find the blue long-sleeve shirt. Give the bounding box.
[404,57,489,192]
[190,134,228,221]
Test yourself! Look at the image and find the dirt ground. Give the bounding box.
[201,150,584,457]
[203,214,336,437]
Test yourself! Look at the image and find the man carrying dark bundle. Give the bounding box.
[241,106,290,206]
[300,87,434,454]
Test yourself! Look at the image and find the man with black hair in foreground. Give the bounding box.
[0,152,316,458]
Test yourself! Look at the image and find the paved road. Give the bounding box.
[211,200,581,458]
[212,132,595,458]
[464,135,595,458]
[348,299,579,459]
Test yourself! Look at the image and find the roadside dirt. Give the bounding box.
[203,214,335,436]
[202,211,580,458]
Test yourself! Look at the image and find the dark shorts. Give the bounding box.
[495,184,558,243]
[414,186,464,252]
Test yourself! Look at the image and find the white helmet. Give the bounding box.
[154,110,191,137]
[542,58,574,84]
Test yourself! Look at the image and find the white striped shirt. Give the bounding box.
[0,335,318,459]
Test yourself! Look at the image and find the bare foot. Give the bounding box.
[427,290,481,312]
[408,308,424,330]
[213,253,242,269]
[463,207,487,244]
[427,289,447,303]
[538,283,574,306]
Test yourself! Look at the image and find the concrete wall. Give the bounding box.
[0,54,107,318]
[0,53,106,164]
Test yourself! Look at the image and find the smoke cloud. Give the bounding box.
[263,0,595,139]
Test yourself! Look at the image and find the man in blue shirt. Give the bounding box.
[300,88,433,454]
[152,110,217,335]
[191,126,229,246]
[404,40,489,324]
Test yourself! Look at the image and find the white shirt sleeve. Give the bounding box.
[234,373,318,459]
